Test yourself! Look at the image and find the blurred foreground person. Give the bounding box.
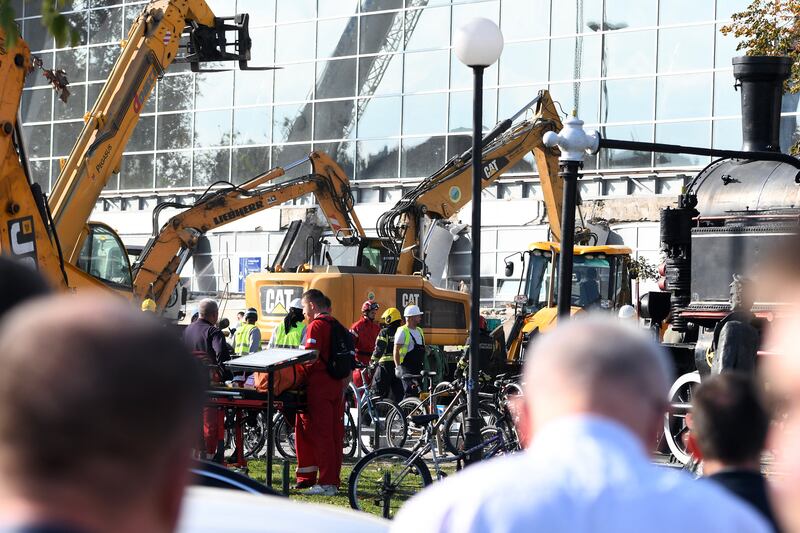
[686,373,778,530]
[0,256,51,320]
[0,294,207,533]
[392,316,771,533]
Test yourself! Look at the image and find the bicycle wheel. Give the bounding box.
[442,403,502,456]
[348,447,432,519]
[343,408,357,458]
[273,412,296,460]
[358,399,408,453]
[387,397,425,448]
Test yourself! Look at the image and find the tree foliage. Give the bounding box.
[720,0,800,93]
[0,1,79,48]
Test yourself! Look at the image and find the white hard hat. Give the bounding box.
[289,298,303,310]
[618,305,636,320]
[404,304,424,317]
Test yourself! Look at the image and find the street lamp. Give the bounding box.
[454,17,503,466]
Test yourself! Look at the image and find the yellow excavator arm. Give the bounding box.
[48,0,262,264]
[377,90,564,275]
[132,151,363,311]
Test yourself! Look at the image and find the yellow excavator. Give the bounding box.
[132,151,364,312]
[1,1,262,300]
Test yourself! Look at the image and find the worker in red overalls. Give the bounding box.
[351,300,380,391]
[295,289,346,495]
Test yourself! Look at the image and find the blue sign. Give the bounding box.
[238,257,262,292]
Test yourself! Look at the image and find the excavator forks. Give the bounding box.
[178,13,276,72]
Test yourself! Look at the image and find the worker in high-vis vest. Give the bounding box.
[233,307,261,356]
[371,307,403,402]
[394,304,426,398]
[268,298,306,348]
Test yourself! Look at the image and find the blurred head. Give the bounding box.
[301,289,326,320]
[141,298,157,313]
[236,311,245,323]
[586,267,598,281]
[244,307,258,325]
[381,307,402,327]
[521,316,673,447]
[0,256,51,321]
[0,295,206,533]
[361,300,379,321]
[197,299,218,325]
[687,372,768,472]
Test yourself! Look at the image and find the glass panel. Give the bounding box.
[248,26,275,66]
[655,121,711,167]
[156,151,191,188]
[358,53,402,96]
[318,17,357,58]
[235,70,273,107]
[55,48,87,84]
[598,123,653,169]
[29,160,50,192]
[236,0,275,26]
[89,7,122,45]
[276,0,315,22]
[656,73,712,120]
[716,0,752,20]
[55,83,85,121]
[62,11,89,47]
[450,51,498,90]
[447,135,471,160]
[194,110,232,148]
[453,1,499,31]
[23,125,51,157]
[319,0,358,18]
[405,6,450,51]
[783,93,800,114]
[501,0,549,40]
[275,22,316,63]
[21,89,52,123]
[314,141,355,179]
[193,149,231,186]
[272,143,312,179]
[550,0,602,35]
[233,107,271,145]
[88,45,117,81]
[403,93,447,135]
[449,89,497,133]
[497,85,549,119]
[123,4,142,33]
[314,99,357,140]
[714,70,740,116]
[356,138,399,180]
[273,103,310,143]
[712,118,742,151]
[404,50,449,93]
[157,113,193,150]
[128,115,154,151]
[23,18,53,51]
[359,12,400,55]
[401,136,446,178]
[361,0,402,12]
[549,35,601,81]
[604,0,657,29]
[77,225,132,288]
[499,41,549,86]
[316,58,357,99]
[602,78,654,123]
[780,115,800,154]
[715,23,744,69]
[26,52,53,88]
[232,147,270,184]
[195,71,233,110]
[120,153,154,190]
[659,0,714,24]
[274,62,314,102]
[549,80,600,124]
[603,30,656,77]
[658,25,714,73]
[358,95,401,138]
[52,121,83,157]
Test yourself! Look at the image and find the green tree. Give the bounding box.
[1,0,79,47]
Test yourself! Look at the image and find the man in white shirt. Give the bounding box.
[393,305,426,397]
[391,316,772,533]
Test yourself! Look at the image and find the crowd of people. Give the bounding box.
[4,251,800,532]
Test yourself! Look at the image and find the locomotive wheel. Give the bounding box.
[663,371,701,465]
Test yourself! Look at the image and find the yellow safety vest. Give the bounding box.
[272,321,304,348]
[234,323,258,355]
[397,325,424,364]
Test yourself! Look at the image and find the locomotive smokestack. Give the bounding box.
[733,55,792,153]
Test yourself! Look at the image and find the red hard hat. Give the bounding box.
[362,300,379,313]
[479,316,487,330]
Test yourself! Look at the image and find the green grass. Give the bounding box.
[247,458,357,507]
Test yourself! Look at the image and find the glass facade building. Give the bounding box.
[14,0,800,304]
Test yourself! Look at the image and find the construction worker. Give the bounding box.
[268,298,306,348]
[295,289,346,495]
[234,307,261,356]
[372,307,404,402]
[394,304,426,398]
[455,315,500,381]
[140,298,157,313]
[351,300,380,390]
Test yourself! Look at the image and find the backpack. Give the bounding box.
[325,317,357,379]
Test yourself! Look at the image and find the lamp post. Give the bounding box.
[454,17,503,466]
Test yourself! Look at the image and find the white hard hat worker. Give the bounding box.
[289,298,303,310]
[618,305,637,320]
[403,304,423,318]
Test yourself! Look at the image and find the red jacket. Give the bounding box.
[304,313,341,397]
[351,316,380,362]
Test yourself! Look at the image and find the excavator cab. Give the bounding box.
[76,223,134,290]
[321,236,398,274]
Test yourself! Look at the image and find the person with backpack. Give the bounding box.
[394,304,427,398]
[371,307,404,402]
[295,289,353,496]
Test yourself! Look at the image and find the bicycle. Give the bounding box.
[272,406,358,459]
[346,363,408,453]
[347,410,517,518]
